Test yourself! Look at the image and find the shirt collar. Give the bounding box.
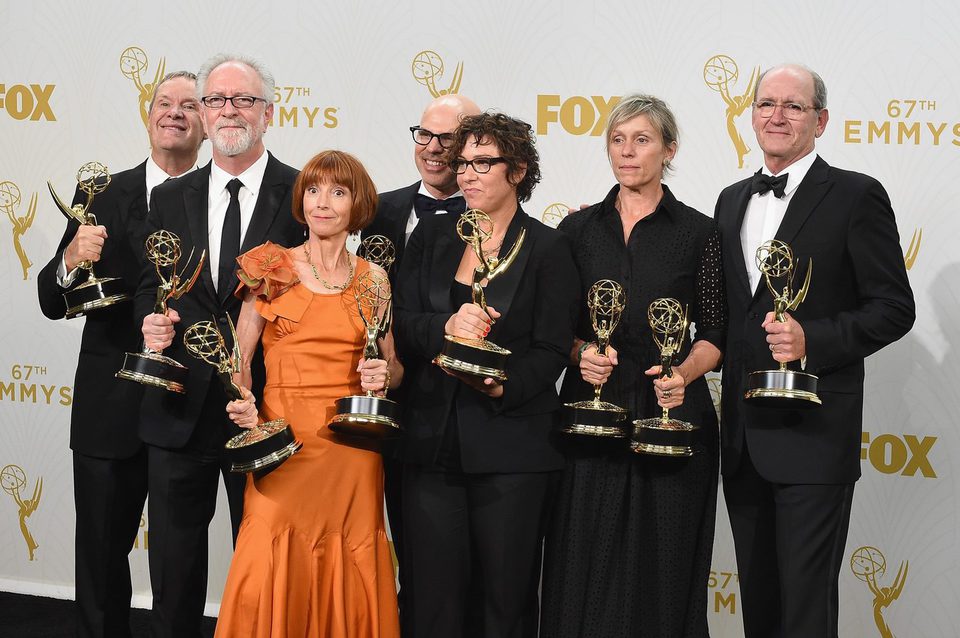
[210,150,269,197]
[761,151,818,198]
[145,156,197,203]
[417,182,464,200]
[599,182,679,221]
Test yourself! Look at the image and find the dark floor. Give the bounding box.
[0,591,216,637]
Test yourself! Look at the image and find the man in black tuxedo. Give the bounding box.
[37,71,204,638]
[137,54,304,638]
[360,93,479,572]
[714,64,915,638]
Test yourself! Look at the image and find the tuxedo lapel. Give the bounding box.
[224,154,292,304]
[483,210,533,325]
[721,181,754,298]
[183,165,217,303]
[428,215,464,312]
[774,156,832,247]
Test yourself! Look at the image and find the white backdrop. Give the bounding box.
[1,1,956,635]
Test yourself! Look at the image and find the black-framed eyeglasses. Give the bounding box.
[752,99,819,121]
[200,95,268,109]
[410,126,456,149]
[450,157,507,174]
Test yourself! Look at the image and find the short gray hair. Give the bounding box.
[605,93,679,173]
[196,54,274,103]
[148,71,197,115]
[754,64,828,110]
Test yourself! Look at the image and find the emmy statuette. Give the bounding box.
[561,279,629,437]
[183,316,302,475]
[743,239,821,407]
[434,209,526,381]
[329,267,401,438]
[116,230,205,393]
[357,234,397,273]
[47,162,132,318]
[631,298,699,457]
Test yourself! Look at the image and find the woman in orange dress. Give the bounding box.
[215,150,402,638]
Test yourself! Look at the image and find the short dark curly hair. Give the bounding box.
[449,112,541,203]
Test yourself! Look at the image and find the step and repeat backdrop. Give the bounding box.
[1,0,956,634]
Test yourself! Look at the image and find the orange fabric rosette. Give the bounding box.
[235,241,299,301]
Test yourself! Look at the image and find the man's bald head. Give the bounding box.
[413,94,481,198]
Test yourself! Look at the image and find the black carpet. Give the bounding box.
[0,592,216,637]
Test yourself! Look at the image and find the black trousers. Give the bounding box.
[146,385,245,638]
[73,449,148,638]
[401,464,558,638]
[723,444,855,638]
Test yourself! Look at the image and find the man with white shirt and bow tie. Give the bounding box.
[360,93,480,588]
[713,63,915,638]
[363,93,481,281]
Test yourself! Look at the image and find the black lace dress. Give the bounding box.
[540,184,726,638]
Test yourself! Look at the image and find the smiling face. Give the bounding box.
[303,180,352,240]
[752,66,829,174]
[148,76,204,159]
[607,114,675,192]
[414,100,464,198]
[201,61,273,161]
[456,136,523,217]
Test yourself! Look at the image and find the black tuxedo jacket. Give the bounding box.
[714,156,915,484]
[38,162,150,459]
[362,181,419,284]
[134,153,304,449]
[394,207,579,473]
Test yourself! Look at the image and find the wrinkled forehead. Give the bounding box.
[757,68,815,103]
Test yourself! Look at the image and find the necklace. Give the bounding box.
[481,236,504,257]
[303,241,354,291]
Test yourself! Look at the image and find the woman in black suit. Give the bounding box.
[393,112,579,638]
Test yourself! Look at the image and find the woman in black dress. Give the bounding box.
[394,112,579,638]
[540,94,726,638]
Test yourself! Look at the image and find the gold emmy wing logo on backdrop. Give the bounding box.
[541,203,570,229]
[903,228,921,270]
[850,546,909,638]
[119,46,166,129]
[1,464,42,561]
[0,180,37,280]
[706,373,722,419]
[411,50,463,97]
[703,55,759,169]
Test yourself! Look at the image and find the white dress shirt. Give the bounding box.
[207,151,269,291]
[741,151,818,294]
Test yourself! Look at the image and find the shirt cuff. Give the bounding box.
[57,255,80,288]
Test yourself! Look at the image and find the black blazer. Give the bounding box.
[37,161,150,459]
[134,153,304,449]
[394,207,579,473]
[714,156,915,484]
[362,181,419,283]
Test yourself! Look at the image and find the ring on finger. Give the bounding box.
[663,390,672,399]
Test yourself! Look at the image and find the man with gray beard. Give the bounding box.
[136,54,304,638]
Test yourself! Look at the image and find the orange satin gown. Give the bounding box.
[215,259,399,638]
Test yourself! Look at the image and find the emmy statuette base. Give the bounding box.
[560,400,629,438]
[744,369,821,408]
[630,418,699,457]
[328,394,401,438]
[64,276,131,319]
[116,351,189,394]
[226,419,302,476]
[434,334,510,382]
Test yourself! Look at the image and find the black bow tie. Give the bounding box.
[414,193,466,217]
[751,172,789,198]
